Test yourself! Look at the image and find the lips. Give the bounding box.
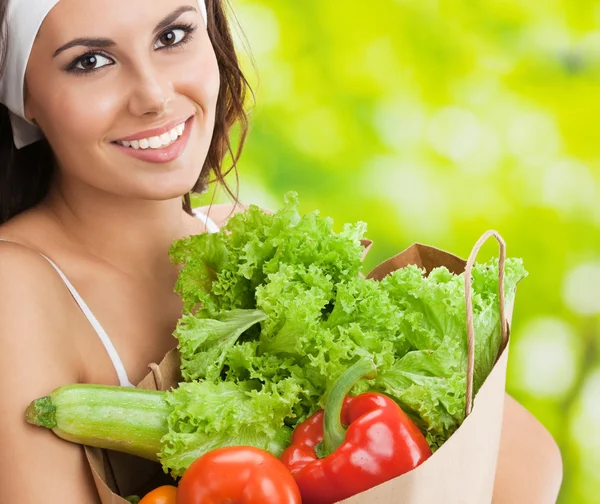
[111,115,194,164]
[114,116,192,143]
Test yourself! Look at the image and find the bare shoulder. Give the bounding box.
[493,393,563,503]
[0,242,101,502]
[196,201,273,228]
[0,239,73,309]
[0,239,79,387]
[0,239,82,393]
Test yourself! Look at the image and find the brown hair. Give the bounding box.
[0,0,251,224]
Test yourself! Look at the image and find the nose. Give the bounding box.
[127,64,174,118]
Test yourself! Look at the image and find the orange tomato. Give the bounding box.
[139,485,177,504]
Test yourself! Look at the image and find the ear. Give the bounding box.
[23,105,37,125]
[23,87,37,125]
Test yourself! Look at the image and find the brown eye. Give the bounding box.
[81,55,97,69]
[155,28,186,49]
[159,31,177,46]
[73,53,113,73]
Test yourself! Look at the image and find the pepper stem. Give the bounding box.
[322,358,377,457]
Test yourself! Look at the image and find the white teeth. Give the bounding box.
[117,121,186,150]
[148,136,162,148]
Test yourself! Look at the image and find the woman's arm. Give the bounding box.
[493,393,563,503]
[0,243,102,503]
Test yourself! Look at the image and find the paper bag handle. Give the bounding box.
[464,230,507,417]
[148,362,166,391]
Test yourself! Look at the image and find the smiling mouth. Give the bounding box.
[114,121,187,150]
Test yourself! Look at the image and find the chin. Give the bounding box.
[136,163,206,202]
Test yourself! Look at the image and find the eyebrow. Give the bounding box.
[52,5,198,58]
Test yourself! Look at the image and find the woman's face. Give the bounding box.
[24,0,220,201]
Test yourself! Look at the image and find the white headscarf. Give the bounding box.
[0,0,208,149]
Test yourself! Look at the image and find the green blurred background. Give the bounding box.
[197,1,600,502]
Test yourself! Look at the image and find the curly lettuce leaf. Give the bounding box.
[376,258,527,448]
[169,232,234,314]
[159,380,297,477]
[170,191,367,316]
[175,309,267,382]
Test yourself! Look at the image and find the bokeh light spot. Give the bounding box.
[427,106,482,163]
[563,262,600,315]
[234,3,280,59]
[542,159,597,217]
[512,317,579,399]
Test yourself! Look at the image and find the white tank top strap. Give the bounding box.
[0,237,135,388]
[41,256,135,388]
[193,208,220,233]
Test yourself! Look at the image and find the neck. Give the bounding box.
[42,180,198,280]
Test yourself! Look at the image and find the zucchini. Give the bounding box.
[25,384,170,461]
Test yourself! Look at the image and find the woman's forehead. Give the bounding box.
[38,0,200,42]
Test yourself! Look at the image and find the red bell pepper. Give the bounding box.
[280,359,432,504]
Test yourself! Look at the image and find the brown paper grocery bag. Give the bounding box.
[84,231,513,504]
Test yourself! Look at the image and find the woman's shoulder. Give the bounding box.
[0,238,60,283]
[0,238,96,502]
[0,205,58,253]
[0,239,80,413]
[0,239,78,349]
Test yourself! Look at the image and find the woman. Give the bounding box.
[0,0,562,502]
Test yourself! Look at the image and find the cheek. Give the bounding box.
[178,48,221,118]
[29,77,120,153]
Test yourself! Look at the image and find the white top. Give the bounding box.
[0,208,220,387]
[192,207,221,233]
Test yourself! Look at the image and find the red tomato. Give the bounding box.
[176,446,302,504]
[139,485,177,504]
